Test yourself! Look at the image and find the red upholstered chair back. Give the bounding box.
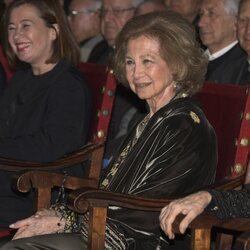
[0,45,14,82]
[195,82,250,181]
[78,63,116,143]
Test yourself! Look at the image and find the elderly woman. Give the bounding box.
[1,11,217,250]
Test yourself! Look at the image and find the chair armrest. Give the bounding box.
[12,142,104,210]
[67,174,245,215]
[68,188,173,213]
[68,187,250,232]
[14,171,99,194]
[0,142,104,171]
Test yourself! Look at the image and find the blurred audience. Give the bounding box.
[67,0,103,62]
[168,0,201,23]
[199,0,247,84]
[236,0,250,83]
[168,0,202,47]
[135,0,168,16]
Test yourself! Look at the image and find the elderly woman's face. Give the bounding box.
[7,4,57,69]
[125,35,175,110]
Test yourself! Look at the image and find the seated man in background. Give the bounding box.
[67,0,103,62]
[199,0,248,84]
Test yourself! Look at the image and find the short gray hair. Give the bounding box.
[223,0,240,16]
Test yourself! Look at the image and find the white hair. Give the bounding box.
[223,0,240,16]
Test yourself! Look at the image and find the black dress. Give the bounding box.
[0,59,91,227]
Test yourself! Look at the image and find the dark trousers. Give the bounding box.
[0,233,87,250]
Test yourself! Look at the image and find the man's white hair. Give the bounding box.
[223,0,240,16]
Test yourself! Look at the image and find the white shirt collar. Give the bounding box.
[205,41,238,61]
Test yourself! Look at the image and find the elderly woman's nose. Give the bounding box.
[133,64,144,77]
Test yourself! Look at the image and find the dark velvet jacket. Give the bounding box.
[58,95,217,249]
[98,95,217,249]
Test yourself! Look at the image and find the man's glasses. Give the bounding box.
[68,9,98,17]
[100,7,135,18]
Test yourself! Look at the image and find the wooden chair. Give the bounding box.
[61,82,250,249]
[0,63,116,229]
[15,82,250,248]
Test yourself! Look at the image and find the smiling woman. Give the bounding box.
[0,0,90,228]
[1,10,217,250]
[7,4,59,74]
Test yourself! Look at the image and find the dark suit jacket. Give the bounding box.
[206,43,248,85]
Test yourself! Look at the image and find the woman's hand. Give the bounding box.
[159,191,212,239]
[10,209,65,240]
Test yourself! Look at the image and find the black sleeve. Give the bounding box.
[207,186,250,219]
[0,75,90,162]
[0,63,6,94]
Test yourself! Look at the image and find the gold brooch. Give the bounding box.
[190,111,200,124]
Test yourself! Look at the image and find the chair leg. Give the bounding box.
[88,206,107,250]
[36,188,52,210]
[215,233,233,250]
[234,232,250,250]
[191,228,211,250]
